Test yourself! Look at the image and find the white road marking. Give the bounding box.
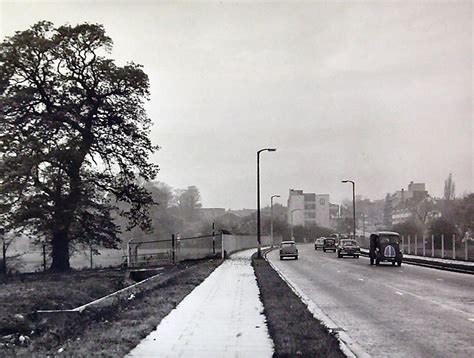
[395,291,404,295]
[468,318,474,322]
[437,278,444,281]
[358,278,364,281]
[337,270,341,273]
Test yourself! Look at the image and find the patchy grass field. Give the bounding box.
[252,255,345,357]
[0,258,221,357]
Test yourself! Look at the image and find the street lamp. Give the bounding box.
[290,209,302,240]
[270,194,280,246]
[257,148,277,258]
[342,180,356,239]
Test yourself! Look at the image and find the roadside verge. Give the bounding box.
[252,252,346,357]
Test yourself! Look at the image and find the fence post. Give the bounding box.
[401,235,404,253]
[466,238,469,261]
[452,234,456,260]
[212,222,216,255]
[422,235,426,257]
[90,241,93,268]
[408,235,411,255]
[431,235,435,258]
[414,235,418,256]
[42,243,47,272]
[171,234,176,264]
[441,234,444,258]
[2,240,6,275]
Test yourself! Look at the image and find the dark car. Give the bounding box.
[323,238,337,252]
[337,239,360,258]
[280,240,298,260]
[314,237,325,250]
[369,231,403,266]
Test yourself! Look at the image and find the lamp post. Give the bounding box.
[342,180,356,239]
[270,194,280,246]
[290,209,302,240]
[257,148,277,258]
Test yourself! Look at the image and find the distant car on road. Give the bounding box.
[280,241,298,260]
[369,231,403,266]
[314,237,325,250]
[337,239,360,258]
[323,238,337,252]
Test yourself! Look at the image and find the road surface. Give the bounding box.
[267,243,474,357]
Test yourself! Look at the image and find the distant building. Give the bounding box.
[287,189,330,228]
[227,208,256,218]
[198,208,226,221]
[388,181,431,225]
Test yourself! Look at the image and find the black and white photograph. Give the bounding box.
[0,0,473,357]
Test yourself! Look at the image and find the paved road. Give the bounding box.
[268,243,474,358]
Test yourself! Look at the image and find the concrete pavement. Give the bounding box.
[128,249,274,357]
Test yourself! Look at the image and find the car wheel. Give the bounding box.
[295,256,298,260]
[315,246,317,250]
[280,256,283,260]
[323,249,326,252]
[338,253,342,258]
[355,255,359,259]
[392,261,396,266]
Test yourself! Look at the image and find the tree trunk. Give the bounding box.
[50,231,71,271]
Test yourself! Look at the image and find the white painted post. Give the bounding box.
[423,236,426,257]
[465,239,469,261]
[415,234,418,256]
[441,234,445,258]
[452,234,456,260]
[222,235,225,259]
[431,235,435,258]
[408,235,411,255]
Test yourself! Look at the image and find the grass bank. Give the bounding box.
[0,258,221,356]
[252,255,345,357]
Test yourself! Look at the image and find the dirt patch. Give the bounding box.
[1,258,221,356]
[252,255,345,357]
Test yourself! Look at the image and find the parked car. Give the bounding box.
[323,238,337,252]
[314,237,325,250]
[337,239,360,258]
[280,241,298,260]
[369,231,403,266]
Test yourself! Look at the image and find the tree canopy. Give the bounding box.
[0,22,158,271]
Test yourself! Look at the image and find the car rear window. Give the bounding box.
[325,239,335,244]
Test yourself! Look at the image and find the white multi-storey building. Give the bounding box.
[287,189,330,228]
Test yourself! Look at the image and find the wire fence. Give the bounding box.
[127,233,223,268]
[357,234,474,262]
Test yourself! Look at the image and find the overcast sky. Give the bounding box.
[1,0,472,209]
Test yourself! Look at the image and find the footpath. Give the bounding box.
[128,249,274,357]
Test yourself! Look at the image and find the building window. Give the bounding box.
[320,199,325,205]
[305,203,316,210]
[305,212,316,219]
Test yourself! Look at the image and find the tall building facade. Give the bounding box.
[287,189,330,228]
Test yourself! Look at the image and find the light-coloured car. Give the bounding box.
[314,237,325,250]
[337,239,360,258]
[280,240,298,260]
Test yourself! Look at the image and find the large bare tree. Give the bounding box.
[0,22,158,271]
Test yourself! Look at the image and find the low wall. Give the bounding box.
[222,235,273,256]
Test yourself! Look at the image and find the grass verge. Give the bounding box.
[252,254,345,357]
[1,258,221,357]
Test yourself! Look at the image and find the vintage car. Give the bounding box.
[314,237,325,250]
[337,239,360,258]
[369,231,403,266]
[322,237,337,252]
[280,240,298,260]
